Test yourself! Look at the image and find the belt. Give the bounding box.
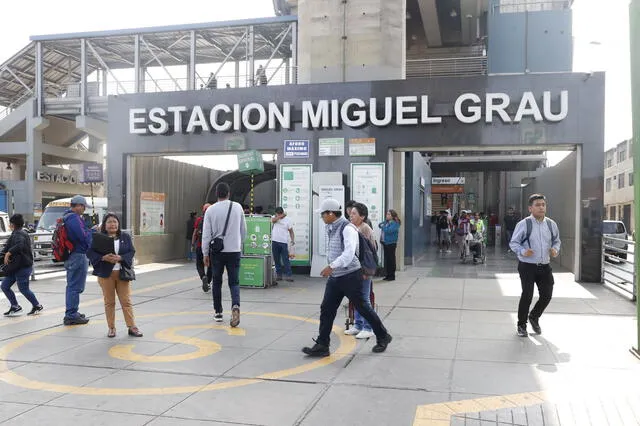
[535,262,549,267]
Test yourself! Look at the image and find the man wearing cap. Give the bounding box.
[63,195,92,325]
[193,203,212,292]
[302,199,392,357]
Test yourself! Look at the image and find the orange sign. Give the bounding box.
[140,192,166,202]
[432,185,464,194]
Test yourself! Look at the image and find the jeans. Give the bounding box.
[196,247,212,283]
[317,269,388,347]
[186,240,193,261]
[211,251,241,314]
[354,278,373,332]
[272,241,292,277]
[517,262,554,326]
[505,229,514,246]
[1,266,39,307]
[64,252,88,319]
[382,243,397,279]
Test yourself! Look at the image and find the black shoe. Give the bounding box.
[201,276,210,293]
[63,316,89,325]
[517,325,528,337]
[528,315,542,334]
[302,341,330,357]
[214,313,223,322]
[27,305,43,316]
[3,306,22,316]
[372,334,393,353]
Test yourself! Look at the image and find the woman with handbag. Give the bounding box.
[378,209,401,281]
[1,214,43,316]
[87,213,142,338]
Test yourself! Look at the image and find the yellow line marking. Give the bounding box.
[413,391,548,425]
[0,276,195,329]
[0,311,357,396]
[108,325,245,363]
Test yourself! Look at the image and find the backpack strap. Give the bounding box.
[521,217,557,248]
[546,218,557,245]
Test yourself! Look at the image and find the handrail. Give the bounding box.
[602,237,637,301]
[406,56,487,79]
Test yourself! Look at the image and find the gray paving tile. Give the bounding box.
[455,338,557,364]
[381,319,460,338]
[5,405,153,425]
[356,335,458,360]
[300,385,448,426]
[146,418,253,426]
[386,307,462,322]
[165,379,325,426]
[451,360,548,395]
[0,402,37,422]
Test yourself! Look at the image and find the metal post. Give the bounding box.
[630,0,640,359]
[80,39,87,116]
[235,61,240,88]
[291,21,298,84]
[134,35,141,93]
[247,26,255,87]
[189,30,196,91]
[35,42,43,116]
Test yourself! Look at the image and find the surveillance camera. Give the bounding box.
[583,71,593,81]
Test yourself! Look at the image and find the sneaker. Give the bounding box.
[517,324,528,337]
[230,305,240,327]
[285,276,294,282]
[201,276,210,293]
[528,315,542,334]
[214,313,223,322]
[3,306,22,316]
[63,316,89,325]
[372,334,393,353]
[302,341,330,357]
[27,305,43,316]
[355,330,375,339]
[344,327,361,336]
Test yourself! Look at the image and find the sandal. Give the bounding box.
[107,328,116,338]
[128,327,143,337]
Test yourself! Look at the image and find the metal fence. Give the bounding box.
[602,236,637,301]
[406,56,487,79]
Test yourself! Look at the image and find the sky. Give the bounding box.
[0,0,633,155]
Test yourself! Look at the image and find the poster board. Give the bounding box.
[140,192,165,235]
[279,164,312,266]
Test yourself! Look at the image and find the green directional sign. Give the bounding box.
[237,150,264,174]
[239,256,266,288]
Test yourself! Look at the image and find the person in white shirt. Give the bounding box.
[271,207,295,282]
[202,183,247,327]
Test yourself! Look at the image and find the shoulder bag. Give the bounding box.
[210,201,234,255]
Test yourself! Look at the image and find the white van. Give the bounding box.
[33,197,108,259]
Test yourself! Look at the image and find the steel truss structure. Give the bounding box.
[0,16,298,117]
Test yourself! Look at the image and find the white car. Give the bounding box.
[603,220,628,261]
[0,211,10,238]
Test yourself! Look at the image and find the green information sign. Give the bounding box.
[225,135,246,151]
[239,256,265,288]
[237,150,264,174]
[244,215,272,255]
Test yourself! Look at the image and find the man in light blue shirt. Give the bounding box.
[509,194,561,337]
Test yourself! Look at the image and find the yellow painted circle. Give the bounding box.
[0,312,356,396]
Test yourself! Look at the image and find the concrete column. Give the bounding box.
[389,150,405,270]
[296,0,405,84]
[25,116,49,223]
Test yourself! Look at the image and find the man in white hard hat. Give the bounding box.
[302,198,392,357]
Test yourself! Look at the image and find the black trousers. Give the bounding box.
[382,243,397,279]
[196,247,212,283]
[317,269,388,346]
[517,262,554,326]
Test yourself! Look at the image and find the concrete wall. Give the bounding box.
[296,0,405,83]
[130,156,218,263]
[404,152,432,264]
[488,9,572,74]
[522,151,577,274]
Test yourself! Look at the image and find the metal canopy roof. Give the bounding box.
[0,16,297,108]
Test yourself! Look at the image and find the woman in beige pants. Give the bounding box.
[87,213,142,338]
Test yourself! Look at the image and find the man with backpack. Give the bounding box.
[61,195,92,325]
[302,199,392,357]
[436,210,451,253]
[509,194,561,338]
[192,203,212,292]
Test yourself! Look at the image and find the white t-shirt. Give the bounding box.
[113,238,121,271]
[271,216,293,244]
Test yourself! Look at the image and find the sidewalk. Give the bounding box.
[0,251,637,425]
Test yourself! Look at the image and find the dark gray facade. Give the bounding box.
[108,72,605,281]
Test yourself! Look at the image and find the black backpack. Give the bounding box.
[438,215,449,229]
[336,221,379,275]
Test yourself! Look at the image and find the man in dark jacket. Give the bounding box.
[63,195,92,325]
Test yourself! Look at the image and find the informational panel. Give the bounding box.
[317,185,345,256]
[318,138,345,157]
[280,164,312,266]
[237,150,264,174]
[140,192,165,235]
[284,140,310,158]
[350,163,385,259]
[243,215,272,255]
[239,256,266,288]
[349,138,376,156]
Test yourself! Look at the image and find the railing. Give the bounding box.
[0,91,33,121]
[602,235,637,301]
[406,56,487,79]
[491,0,572,14]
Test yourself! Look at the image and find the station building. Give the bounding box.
[0,0,604,281]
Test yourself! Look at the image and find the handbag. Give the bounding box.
[210,201,234,255]
[119,262,136,281]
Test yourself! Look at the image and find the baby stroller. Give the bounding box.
[467,230,486,264]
